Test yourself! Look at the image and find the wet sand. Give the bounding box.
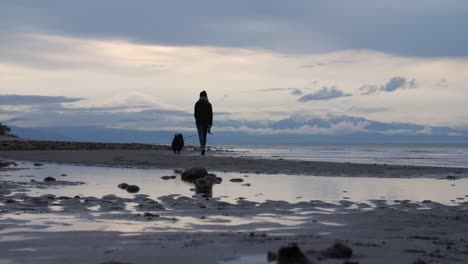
[1,148,467,178]
[0,163,467,264]
[1,141,468,263]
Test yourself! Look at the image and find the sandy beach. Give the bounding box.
[1,140,468,264]
[1,140,467,178]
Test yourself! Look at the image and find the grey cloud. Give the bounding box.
[1,1,467,57]
[0,95,82,105]
[359,77,417,95]
[259,88,302,96]
[358,85,380,95]
[348,106,391,114]
[302,60,352,68]
[382,77,408,92]
[298,87,351,102]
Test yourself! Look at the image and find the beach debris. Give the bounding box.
[181,167,208,181]
[320,241,353,259]
[277,243,310,264]
[161,175,176,180]
[126,185,140,193]
[43,176,56,182]
[242,183,251,187]
[118,183,129,189]
[230,178,244,183]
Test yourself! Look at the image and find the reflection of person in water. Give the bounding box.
[194,91,213,156]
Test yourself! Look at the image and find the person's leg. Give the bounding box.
[196,122,208,155]
[201,125,208,155]
[196,122,204,148]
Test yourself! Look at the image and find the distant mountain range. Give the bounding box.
[9,114,468,145]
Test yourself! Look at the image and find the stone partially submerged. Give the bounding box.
[277,243,311,264]
[181,167,208,181]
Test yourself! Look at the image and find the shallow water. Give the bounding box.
[1,162,467,205]
[226,144,468,168]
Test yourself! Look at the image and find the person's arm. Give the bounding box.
[208,103,213,127]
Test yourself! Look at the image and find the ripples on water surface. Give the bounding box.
[226,144,468,168]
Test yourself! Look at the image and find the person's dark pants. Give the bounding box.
[196,121,209,149]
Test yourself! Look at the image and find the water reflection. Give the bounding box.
[1,162,467,205]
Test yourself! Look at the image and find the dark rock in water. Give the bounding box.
[230,178,244,183]
[446,175,458,180]
[44,176,56,182]
[0,161,15,168]
[118,183,129,189]
[174,169,183,174]
[33,163,43,167]
[30,179,36,182]
[181,167,208,181]
[412,259,427,264]
[74,196,81,199]
[321,241,353,259]
[267,251,277,262]
[214,177,223,184]
[161,175,177,180]
[277,243,310,264]
[6,199,15,203]
[143,212,159,217]
[61,174,67,177]
[126,185,140,193]
[207,173,217,177]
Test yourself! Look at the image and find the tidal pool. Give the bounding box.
[1,161,467,205]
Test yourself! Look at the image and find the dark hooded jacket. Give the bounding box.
[194,97,213,126]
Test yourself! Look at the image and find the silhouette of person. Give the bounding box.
[194,91,213,155]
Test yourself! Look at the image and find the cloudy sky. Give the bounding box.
[1,1,468,135]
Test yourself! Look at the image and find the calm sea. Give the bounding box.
[223,144,468,168]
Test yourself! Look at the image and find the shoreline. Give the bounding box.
[1,148,467,178]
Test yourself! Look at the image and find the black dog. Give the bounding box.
[171,133,184,154]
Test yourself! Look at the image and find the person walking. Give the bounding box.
[194,91,213,155]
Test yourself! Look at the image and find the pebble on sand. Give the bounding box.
[230,178,244,183]
[126,185,140,193]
